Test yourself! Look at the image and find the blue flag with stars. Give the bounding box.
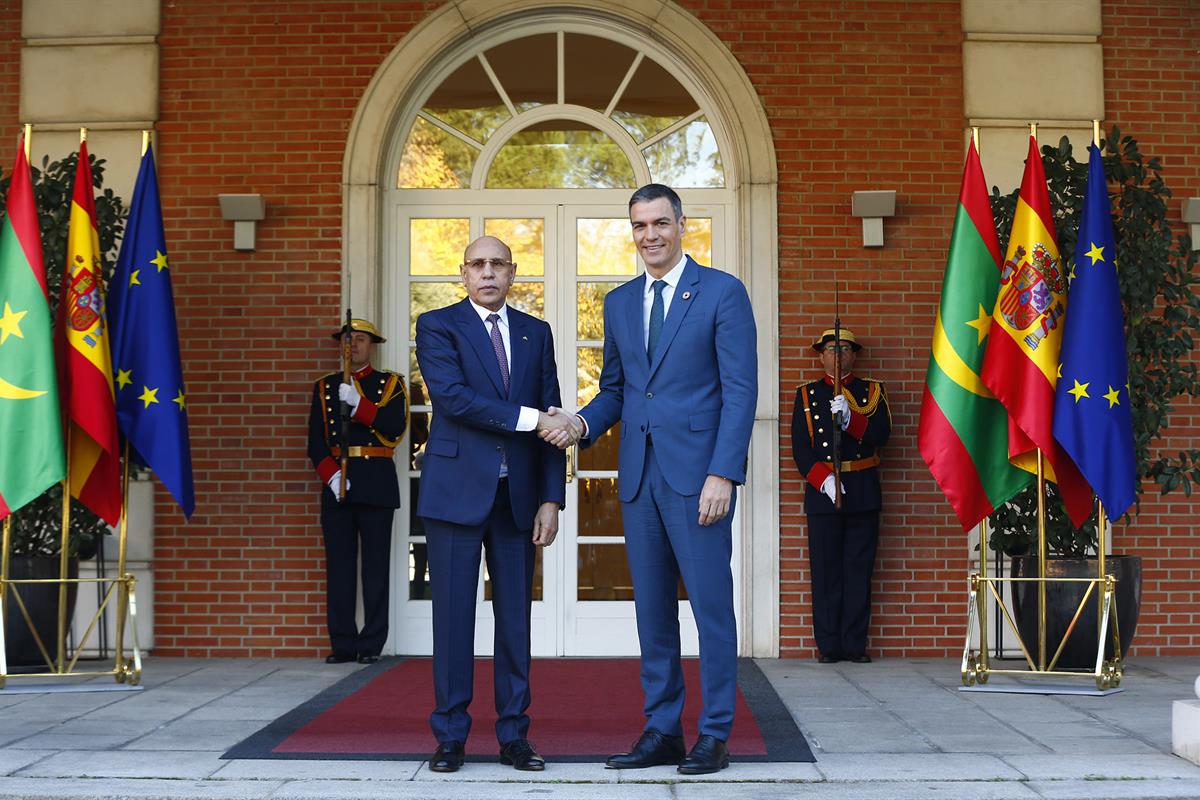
[107,146,195,517]
[1052,143,1136,519]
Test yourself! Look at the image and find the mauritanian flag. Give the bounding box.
[0,140,65,518]
[919,141,1032,530]
[57,140,121,525]
[980,135,1092,528]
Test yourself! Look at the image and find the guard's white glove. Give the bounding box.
[338,383,361,414]
[327,471,351,498]
[830,395,850,430]
[820,474,845,504]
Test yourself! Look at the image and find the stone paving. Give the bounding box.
[0,656,1197,798]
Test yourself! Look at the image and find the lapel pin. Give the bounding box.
[522,335,528,341]
[682,291,691,300]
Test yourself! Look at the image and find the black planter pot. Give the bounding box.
[1010,555,1141,670]
[2,557,79,668]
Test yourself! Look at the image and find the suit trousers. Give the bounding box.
[423,479,536,746]
[806,510,880,658]
[319,494,395,657]
[621,440,737,740]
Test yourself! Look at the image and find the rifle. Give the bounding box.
[339,308,352,501]
[832,283,843,510]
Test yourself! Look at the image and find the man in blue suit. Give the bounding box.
[549,184,757,774]
[415,235,574,773]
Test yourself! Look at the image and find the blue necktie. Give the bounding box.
[647,279,666,361]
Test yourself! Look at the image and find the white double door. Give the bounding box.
[388,201,734,657]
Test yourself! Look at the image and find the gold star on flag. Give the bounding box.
[1068,379,1090,402]
[0,302,28,345]
[138,386,159,408]
[1057,363,1063,379]
[129,269,141,287]
[116,369,133,389]
[1085,242,1105,265]
[965,304,992,345]
[173,390,186,410]
[1104,385,1121,408]
[151,250,169,272]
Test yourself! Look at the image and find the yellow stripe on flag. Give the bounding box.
[932,310,994,399]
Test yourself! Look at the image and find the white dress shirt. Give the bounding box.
[468,299,539,432]
[642,253,688,349]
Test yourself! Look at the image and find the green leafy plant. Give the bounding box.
[0,151,128,558]
[988,127,1200,557]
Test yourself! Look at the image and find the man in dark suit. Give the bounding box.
[790,328,891,664]
[414,235,572,773]
[548,184,757,775]
[307,318,408,665]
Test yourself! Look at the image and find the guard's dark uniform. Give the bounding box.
[307,365,408,659]
[790,373,890,660]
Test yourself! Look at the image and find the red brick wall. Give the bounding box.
[680,0,970,657]
[0,3,19,129]
[31,0,1194,657]
[154,2,438,656]
[1100,0,1200,654]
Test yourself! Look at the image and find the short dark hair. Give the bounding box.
[628,183,683,220]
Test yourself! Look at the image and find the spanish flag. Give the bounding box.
[980,135,1091,527]
[57,140,121,525]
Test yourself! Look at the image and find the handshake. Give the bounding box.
[536,407,583,449]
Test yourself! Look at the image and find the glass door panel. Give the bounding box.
[391,207,561,657]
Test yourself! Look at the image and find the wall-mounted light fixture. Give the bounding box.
[851,190,896,248]
[217,193,267,251]
[1184,198,1200,252]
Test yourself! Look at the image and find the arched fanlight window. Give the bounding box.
[397,31,725,190]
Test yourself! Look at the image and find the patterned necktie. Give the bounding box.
[487,313,510,392]
[647,279,666,361]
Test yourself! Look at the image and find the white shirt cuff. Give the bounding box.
[516,406,539,432]
[577,414,589,439]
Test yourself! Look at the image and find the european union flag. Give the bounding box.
[106,146,194,517]
[1052,143,1136,519]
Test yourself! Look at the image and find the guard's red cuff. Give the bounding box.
[316,457,340,484]
[846,410,868,439]
[806,462,833,491]
[352,397,378,426]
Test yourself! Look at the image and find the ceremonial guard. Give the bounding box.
[307,318,408,664]
[790,327,890,664]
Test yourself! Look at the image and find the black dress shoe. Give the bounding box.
[678,734,729,775]
[324,652,355,664]
[818,653,840,664]
[357,654,379,664]
[499,738,545,771]
[606,729,686,769]
[429,741,465,773]
[848,654,872,663]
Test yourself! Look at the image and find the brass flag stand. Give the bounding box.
[960,451,1123,693]
[0,127,143,691]
[959,120,1124,695]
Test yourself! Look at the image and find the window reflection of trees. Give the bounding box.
[395,32,724,190]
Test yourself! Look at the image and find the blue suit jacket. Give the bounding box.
[414,299,566,528]
[579,258,757,501]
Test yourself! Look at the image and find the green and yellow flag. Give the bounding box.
[0,139,65,518]
[919,141,1032,530]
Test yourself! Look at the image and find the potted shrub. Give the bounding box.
[987,128,1200,669]
[1,150,127,667]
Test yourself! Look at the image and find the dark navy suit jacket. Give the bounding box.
[414,299,566,528]
[578,257,757,500]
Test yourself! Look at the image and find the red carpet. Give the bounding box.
[224,658,813,762]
